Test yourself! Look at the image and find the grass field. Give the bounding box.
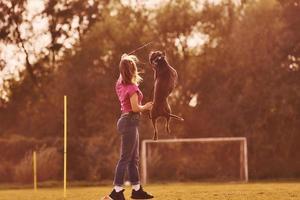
[0,182,299,200]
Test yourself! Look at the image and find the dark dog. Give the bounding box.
[149,51,184,140]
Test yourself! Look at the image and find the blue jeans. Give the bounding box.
[113,113,140,186]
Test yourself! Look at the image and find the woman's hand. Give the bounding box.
[121,53,128,60]
[143,102,153,111]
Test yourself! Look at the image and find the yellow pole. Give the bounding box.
[64,95,67,198]
[33,151,37,191]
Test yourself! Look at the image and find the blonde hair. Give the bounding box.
[119,54,143,85]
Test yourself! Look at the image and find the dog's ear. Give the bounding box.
[149,51,158,66]
[149,51,154,64]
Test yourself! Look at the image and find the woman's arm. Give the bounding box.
[130,93,153,112]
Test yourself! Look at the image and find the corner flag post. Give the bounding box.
[64,95,67,198]
[33,151,37,191]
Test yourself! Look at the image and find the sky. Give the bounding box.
[123,0,241,7]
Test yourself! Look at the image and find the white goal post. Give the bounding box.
[141,137,248,184]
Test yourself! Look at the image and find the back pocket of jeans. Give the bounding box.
[117,118,129,133]
[117,117,137,134]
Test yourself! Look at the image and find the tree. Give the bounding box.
[0,0,109,102]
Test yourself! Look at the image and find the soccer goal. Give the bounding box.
[141,137,248,184]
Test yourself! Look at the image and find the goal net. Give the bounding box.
[141,137,248,184]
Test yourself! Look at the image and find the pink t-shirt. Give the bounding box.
[115,78,143,113]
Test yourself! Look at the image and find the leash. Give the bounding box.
[128,41,153,55]
[128,41,155,119]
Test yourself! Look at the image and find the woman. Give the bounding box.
[109,54,154,200]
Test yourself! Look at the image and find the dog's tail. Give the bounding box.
[169,114,184,121]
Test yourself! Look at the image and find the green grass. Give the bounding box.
[0,182,299,200]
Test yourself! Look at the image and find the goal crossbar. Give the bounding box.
[141,137,248,184]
